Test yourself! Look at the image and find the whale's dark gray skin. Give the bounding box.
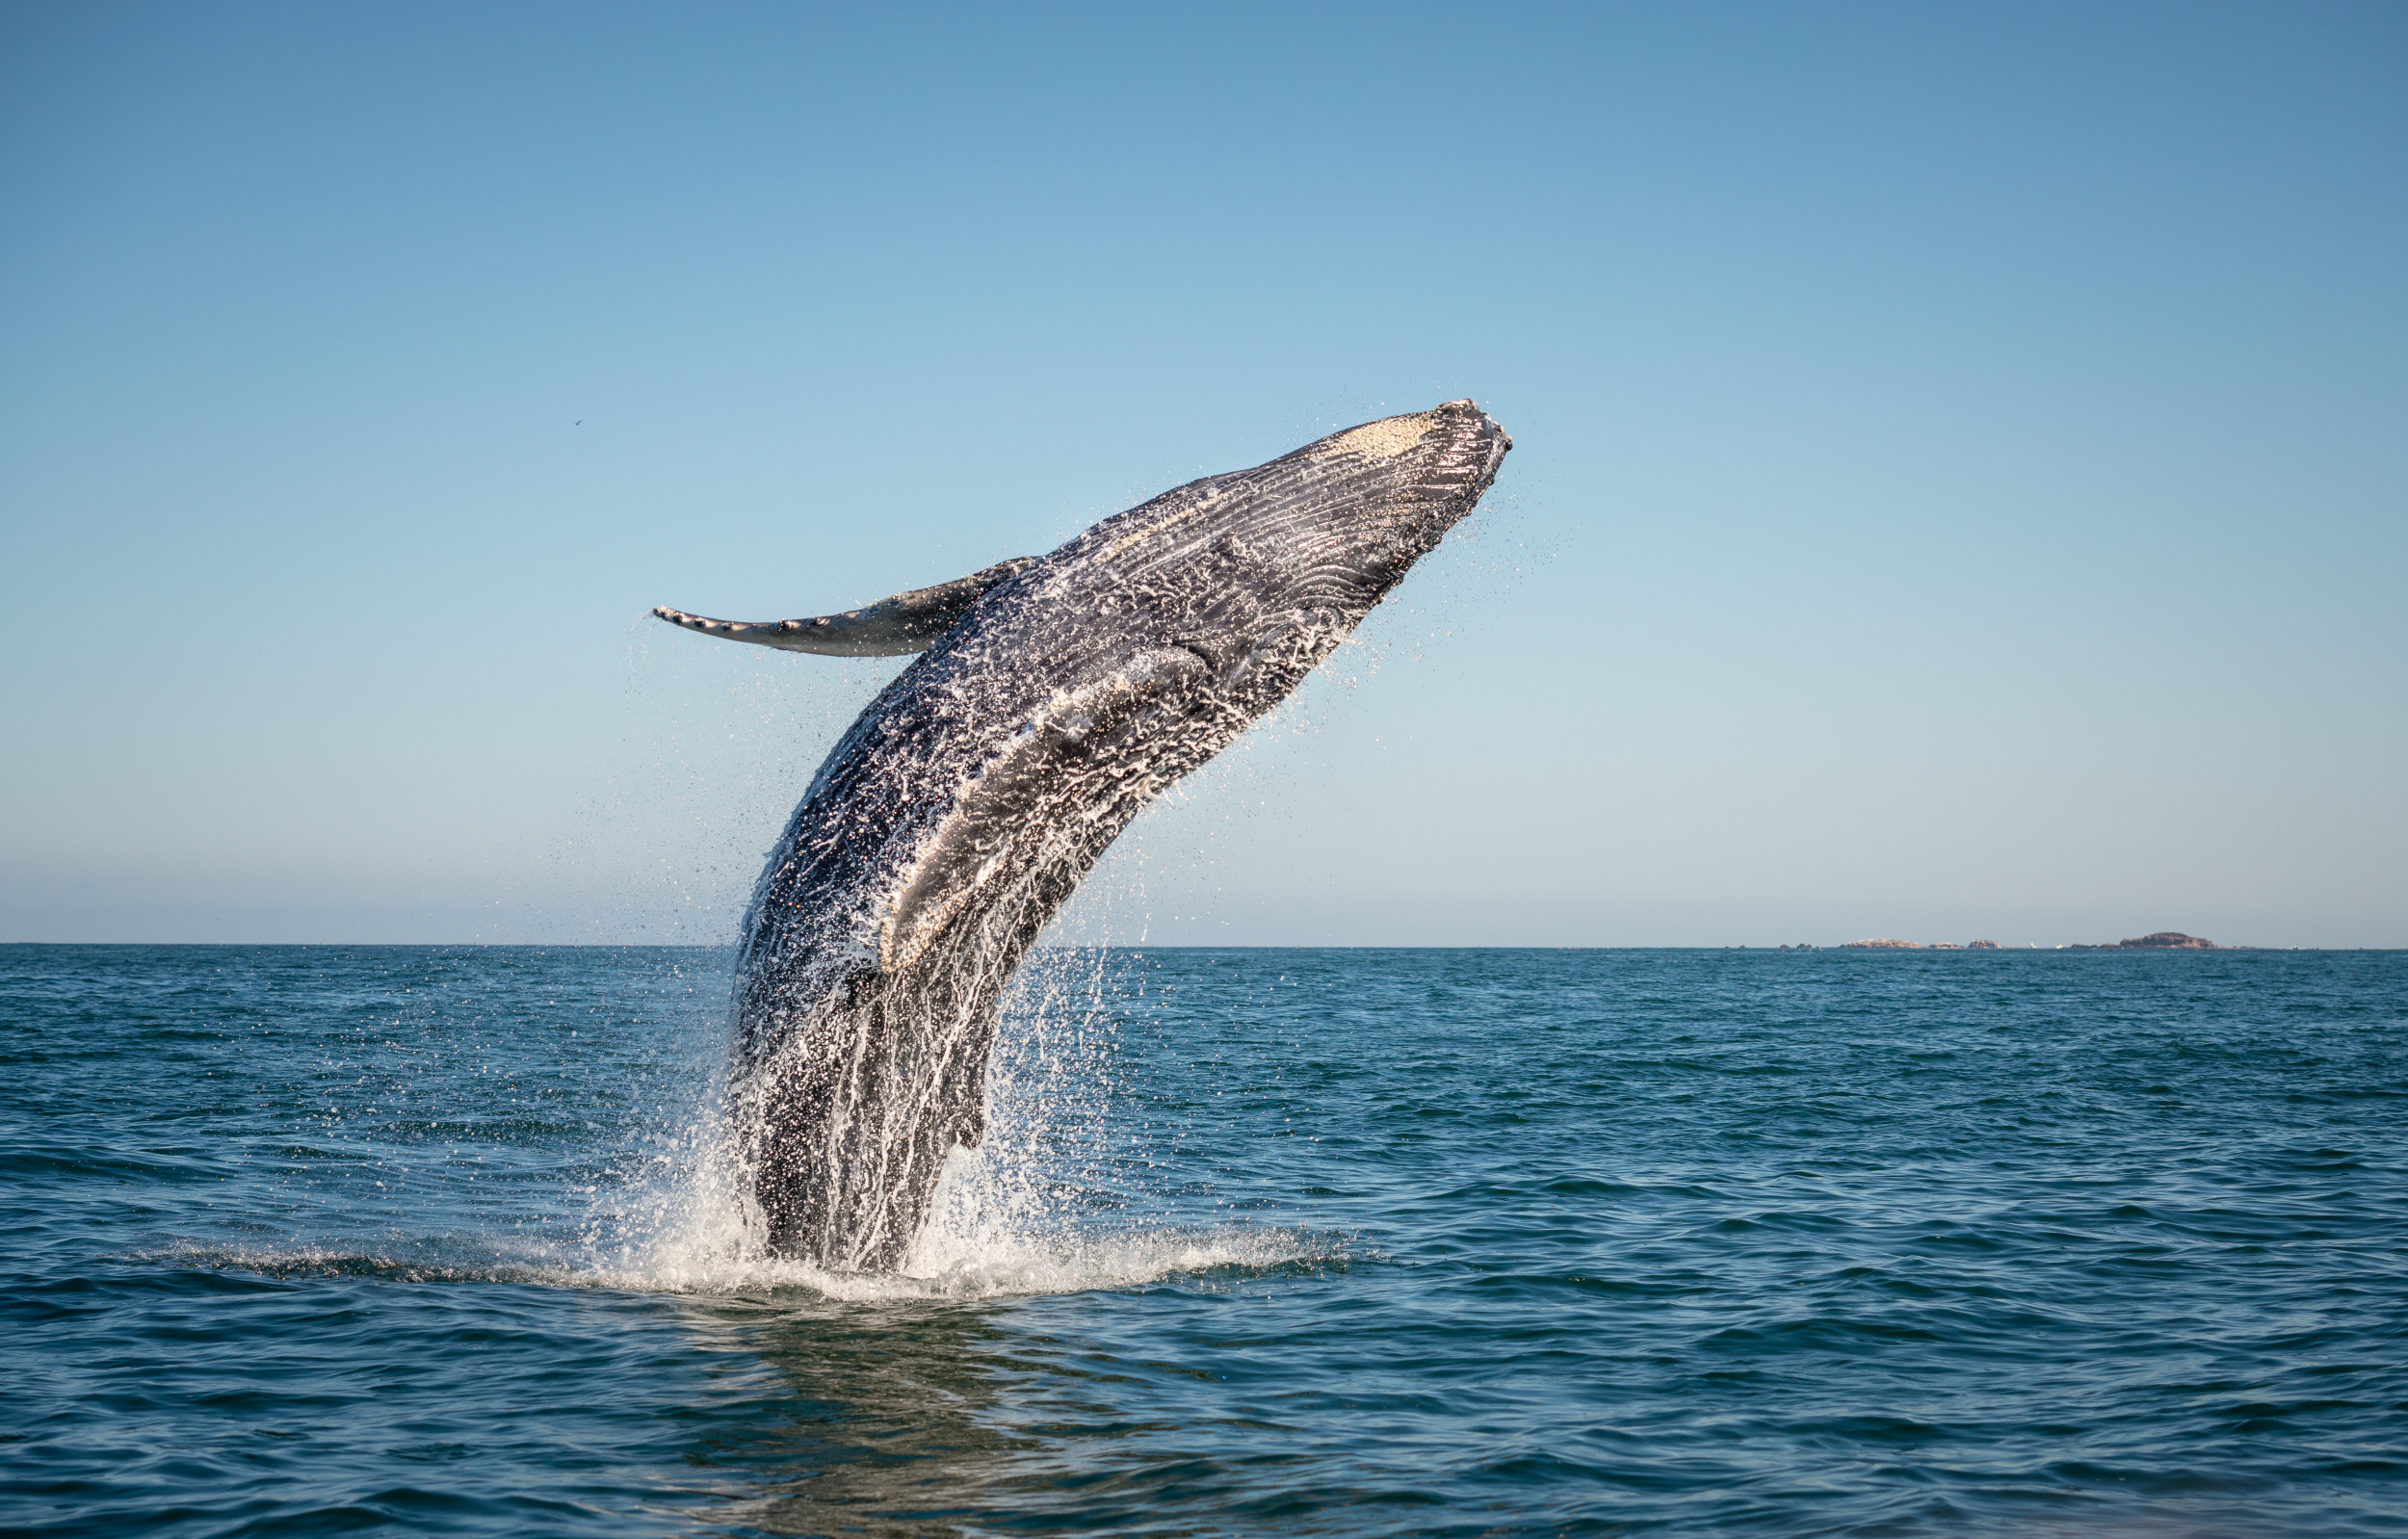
[656,400,1510,1270]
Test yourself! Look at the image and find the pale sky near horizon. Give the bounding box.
[4,2,2402,948]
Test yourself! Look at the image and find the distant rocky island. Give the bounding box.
[1836,938,2000,950]
[1825,931,2222,952]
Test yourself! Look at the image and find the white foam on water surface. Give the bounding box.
[581,1216,1335,1302]
[151,1214,1337,1304]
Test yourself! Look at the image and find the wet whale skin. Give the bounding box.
[723,402,1510,1269]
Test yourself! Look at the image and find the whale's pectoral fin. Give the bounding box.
[652,557,1037,657]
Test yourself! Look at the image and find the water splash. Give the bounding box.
[573,947,1340,1299]
[99,924,1311,1303]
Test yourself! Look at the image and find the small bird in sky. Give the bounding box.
[574,419,583,426]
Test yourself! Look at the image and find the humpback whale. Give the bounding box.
[656,400,1510,1270]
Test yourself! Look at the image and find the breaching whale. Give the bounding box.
[656,400,1511,1270]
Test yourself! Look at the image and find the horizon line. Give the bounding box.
[2,941,2393,953]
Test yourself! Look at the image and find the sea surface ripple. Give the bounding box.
[2,945,2402,1536]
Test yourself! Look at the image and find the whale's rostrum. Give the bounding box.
[657,400,1511,1270]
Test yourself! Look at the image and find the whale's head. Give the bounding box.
[1288,398,1513,589]
[650,401,1510,665]
[1071,400,1513,672]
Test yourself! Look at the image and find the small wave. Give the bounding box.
[596,1220,1337,1301]
[139,1221,1341,1304]
[139,1240,572,1289]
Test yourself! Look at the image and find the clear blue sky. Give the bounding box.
[4,2,2401,947]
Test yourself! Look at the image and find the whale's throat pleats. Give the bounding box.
[651,557,1036,656]
[878,646,1216,973]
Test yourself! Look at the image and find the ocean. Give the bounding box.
[3,944,2401,1537]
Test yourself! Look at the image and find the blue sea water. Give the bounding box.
[2,945,2403,1537]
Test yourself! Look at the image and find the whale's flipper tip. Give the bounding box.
[651,558,1037,658]
[652,605,732,636]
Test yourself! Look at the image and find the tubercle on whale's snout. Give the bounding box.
[1433,398,1512,460]
[1398,401,1510,542]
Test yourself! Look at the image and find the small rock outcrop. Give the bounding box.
[1967,939,2001,949]
[1842,938,1923,950]
[2068,931,2219,951]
